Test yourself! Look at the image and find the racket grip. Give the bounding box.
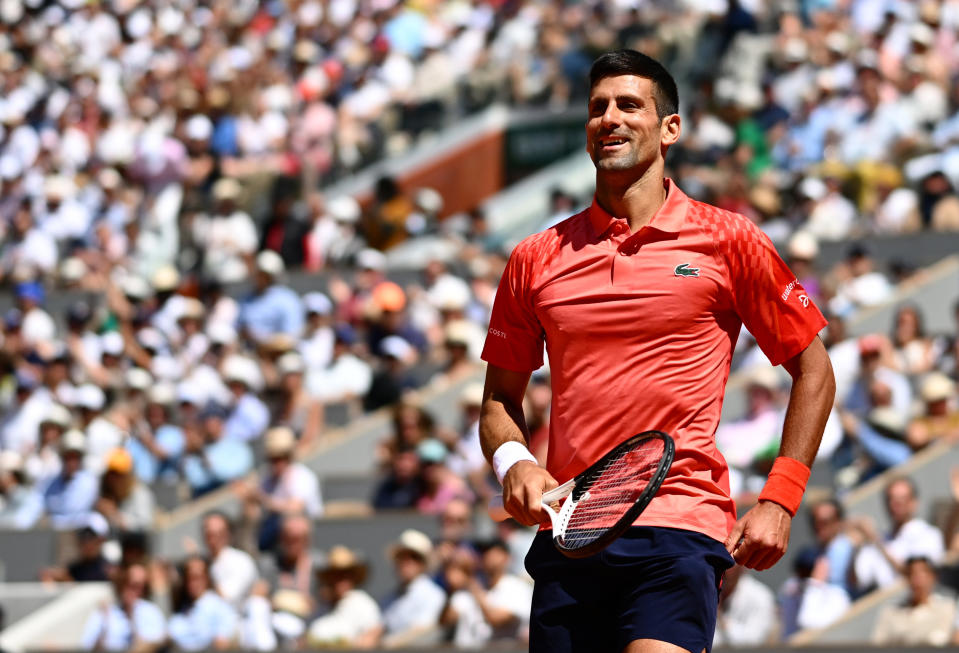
[488,495,511,522]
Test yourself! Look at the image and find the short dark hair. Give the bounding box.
[589,50,679,120]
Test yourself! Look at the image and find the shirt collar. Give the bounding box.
[588,178,689,237]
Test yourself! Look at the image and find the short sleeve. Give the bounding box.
[481,240,545,372]
[718,216,827,366]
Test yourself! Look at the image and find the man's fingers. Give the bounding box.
[725,521,745,555]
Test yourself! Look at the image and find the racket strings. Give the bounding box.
[558,442,664,549]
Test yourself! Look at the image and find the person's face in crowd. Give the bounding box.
[203,514,230,556]
[119,564,149,613]
[394,550,425,584]
[746,383,775,415]
[586,75,679,175]
[12,205,32,238]
[180,399,200,422]
[867,379,893,408]
[885,479,917,526]
[179,316,201,337]
[860,349,882,375]
[811,502,842,545]
[104,469,133,497]
[253,270,272,293]
[321,571,355,603]
[39,422,63,448]
[440,498,472,542]
[392,450,421,483]
[858,68,882,108]
[61,450,83,477]
[203,414,224,442]
[228,380,247,401]
[268,453,291,478]
[78,531,103,560]
[281,370,303,394]
[481,545,510,580]
[443,551,476,592]
[906,558,936,604]
[279,518,310,560]
[895,308,921,345]
[46,359,69,387]
[146,402,168,430]
[184,558,210,600]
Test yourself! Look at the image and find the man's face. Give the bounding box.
[586,75,672,173]
[811,504,841,544]
[203,515,229,554]
[906,558,936,600]
[885,480,916,526]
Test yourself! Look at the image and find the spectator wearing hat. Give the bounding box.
[15,280,56,347]
[24,403,72,485]
[41,513,113,583]
[273,352,324,452]
[74,383,124,476]
[125,383,186,484]
[0,200,57,280]
[364,335,419,412]
[168,556,239,651]
[240,426,322,552]
[305,325,373,404]
[378,529,446,647]
[298,292,335,372]
[81,561,167,652]
[786,231,822,304]
[43,429,99,529]
[202,511,259,610]
[364,280,428,360]
[829,244,894,317]
[0,450,43,529]
[182,403,254,498]
[192,177,258,284]
[303,195,364,271]
[221,355,270,443]
[906,372,959,450]
[307,546,382,648]
[96,448,156,532]
[239,250,305,343]
[872,556,956,646]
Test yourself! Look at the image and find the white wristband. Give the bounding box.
[492,441,538,485]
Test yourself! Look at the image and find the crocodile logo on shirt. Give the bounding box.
[674,263,700,278]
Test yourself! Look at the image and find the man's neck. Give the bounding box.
[595,167,667,233]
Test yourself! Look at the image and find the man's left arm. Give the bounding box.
[725,336,835,570]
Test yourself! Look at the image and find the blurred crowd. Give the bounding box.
[3,0,959,649]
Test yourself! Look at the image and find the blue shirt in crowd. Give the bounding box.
[240,285,304,341]
[167,591,238,651]
[81,600,166,651]
[43,469,98,529]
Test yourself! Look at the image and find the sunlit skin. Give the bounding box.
[585,75,681,231]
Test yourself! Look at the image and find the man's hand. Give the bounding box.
[502,460,558,526]
[724,500,792,570]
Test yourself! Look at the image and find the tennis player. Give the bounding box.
[479,50,836,653]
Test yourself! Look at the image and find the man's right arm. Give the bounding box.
[480,364,556,525]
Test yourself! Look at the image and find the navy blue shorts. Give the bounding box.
[525,526,734,653]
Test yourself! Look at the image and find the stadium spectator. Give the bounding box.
[415,438,474,516]
[305,325,373,404]
[800,497,858,598]
[890,304,938,376]
[81,562,166,652]
[306,546,382,648]
[181,404,254,498]
[872,556,956,646]
[95,448,156,533]
[440,545,488,648]
[712,564,777,647]
[40,514,112,583]
[239,251,305,344]
[24,403,72,485]
[378,529,446,647]
[0,451,43,529]
[372,446,423,511]
[273,352,324,452]
[221,356,269,444]
[168,556,238,651]
[202,511,259,610]
[851,476,945,594]
[43,429,98,529]
[239,426,322,551]
[906,372,959,450]
[471,538,533,645]
[779,548,851,639]
[298,292,335,373]
[125,385,185,485]
[259,515,321,615]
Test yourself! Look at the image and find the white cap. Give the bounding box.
[277,352,305,375]
[747,366,781,392]
[75,384,106,411]
[148,383,177,406]
[222,355,263,391]
[212,177,242,201]
[137,327,166,352]
[921,372,955,403]
[910,23,935,46]
[356,248,386,271]
[100,331,125,357]
[414,187,443,215]
[125,368,153,391]
[783,38,808,63]
[60,429,86,453]
[207,322,238,346]
[459,382,484,407]
[799,177,827,201]
[151,265,180,292]
[389,529,433,560]
[177,381,205,406]
[177,298,205,321]
[256,250,285,276]
[264,426,297,457]
[327,196,361,223]
[60,257,88,282]
[788,231,819,260]
[428,276,471,311]
[444,320,474,347]
[303,292,332,316]
[0,450,23,474]
[41,404,72,428]
[185,114,213,141]
[121,275,152,300]
[380,335,415,361]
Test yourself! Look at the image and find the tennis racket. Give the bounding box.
[489,430,674,558]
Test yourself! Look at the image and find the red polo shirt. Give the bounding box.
[481,179,826,542]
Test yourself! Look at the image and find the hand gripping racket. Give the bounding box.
[489,430,674,558]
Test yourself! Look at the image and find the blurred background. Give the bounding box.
[1,0,959,650]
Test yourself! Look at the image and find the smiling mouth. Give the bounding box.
[599,137,629,149]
